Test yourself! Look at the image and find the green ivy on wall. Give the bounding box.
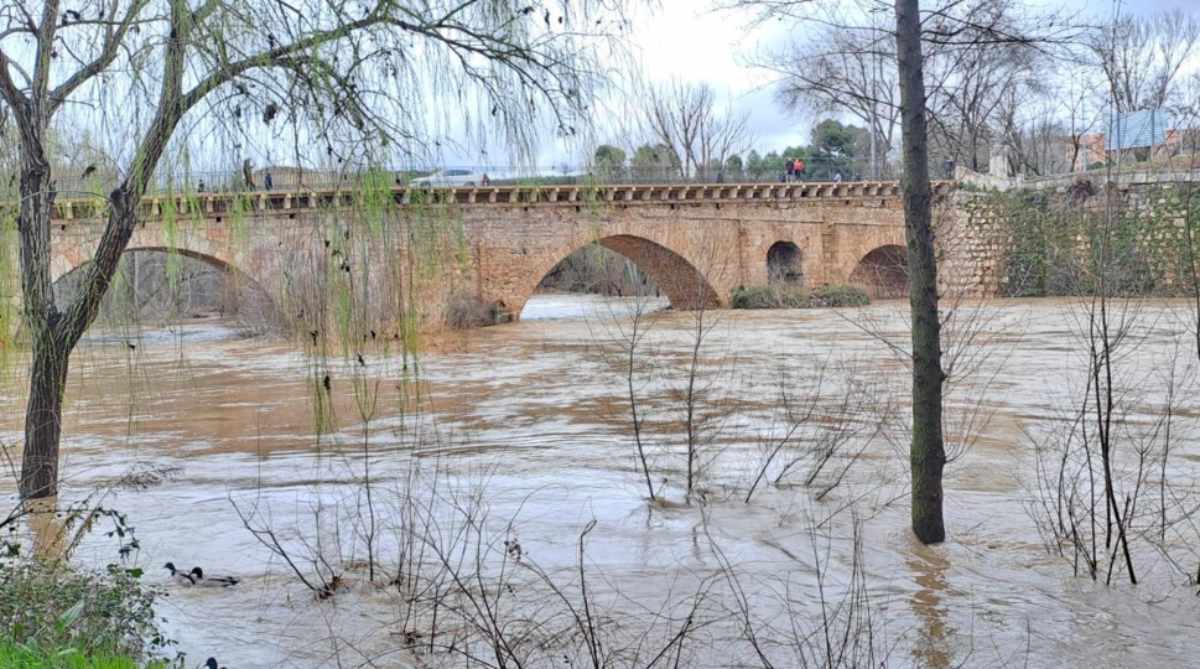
[965,183,1200,298]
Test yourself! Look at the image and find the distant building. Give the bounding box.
[1160,128,1200,158]
[1067,122,1195,172]
[1067,134,1107,172]
[1107,110,1171,152]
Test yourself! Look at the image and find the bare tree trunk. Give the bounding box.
[21,333,69,498]
[16,159,66,499]
[17,165,137,499]
[895,0,947,544]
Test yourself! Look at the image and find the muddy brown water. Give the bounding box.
[1,294,1199,668]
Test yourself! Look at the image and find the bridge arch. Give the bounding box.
[848,244,908,298]
[52,246,278,324]
[54,245,244,279]
[518,234,721,319]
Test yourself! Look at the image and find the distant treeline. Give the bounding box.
[592,119,897,182]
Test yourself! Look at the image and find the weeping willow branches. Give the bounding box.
[0,0,637,499]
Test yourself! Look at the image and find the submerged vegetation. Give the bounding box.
[731,284,870,309]
[444,291,505,329]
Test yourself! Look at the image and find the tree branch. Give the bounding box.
[47,0,151,116]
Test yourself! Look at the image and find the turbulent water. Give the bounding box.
[2,295,1199,668]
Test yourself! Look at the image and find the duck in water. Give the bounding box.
[163,562,195,586]
[190,566,240,587]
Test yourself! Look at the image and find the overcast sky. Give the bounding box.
[509,0,1200,170]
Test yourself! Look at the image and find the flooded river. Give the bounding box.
[2,294,1199,668]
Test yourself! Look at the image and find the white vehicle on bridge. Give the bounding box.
[409,168,483,187]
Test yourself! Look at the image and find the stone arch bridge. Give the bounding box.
[42,180,987,326]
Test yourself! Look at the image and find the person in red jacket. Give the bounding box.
[793,157,806,181]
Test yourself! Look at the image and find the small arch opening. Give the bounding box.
[767,241,804,286]
[849,245,908,298]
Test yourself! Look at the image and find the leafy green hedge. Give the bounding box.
[731,284,869,309]
[0,562,172,666]
[0,641,164,669]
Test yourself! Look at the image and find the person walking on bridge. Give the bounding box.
[793,157,806,182]
[242,159,255,191]
[785,157,795,182]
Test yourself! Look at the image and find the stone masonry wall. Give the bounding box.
[955,179,1200,298]
[32,183,993,331]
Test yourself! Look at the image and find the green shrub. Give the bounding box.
[444,292,503,328]
[808,284,870,307]
[731,285,808,309]
[731,284,869,309]
[730,285,770,309]
[0,561,172,664]
[0,640,166,668]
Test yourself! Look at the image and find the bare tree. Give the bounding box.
[638,79,752,179]
[1088,8,1200,113]
[890,0,947,545]
[749,1,900,178]
[925,22,1044,172]
[593,287,661,502]
[996,94,1075,177]
[747,0,950,542]
[740,0,1074,177]
[1056,73,1104,173]
[727,0,1079,546]
[0,0,628,499]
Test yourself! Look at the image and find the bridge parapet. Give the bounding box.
[45,180,956,222]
